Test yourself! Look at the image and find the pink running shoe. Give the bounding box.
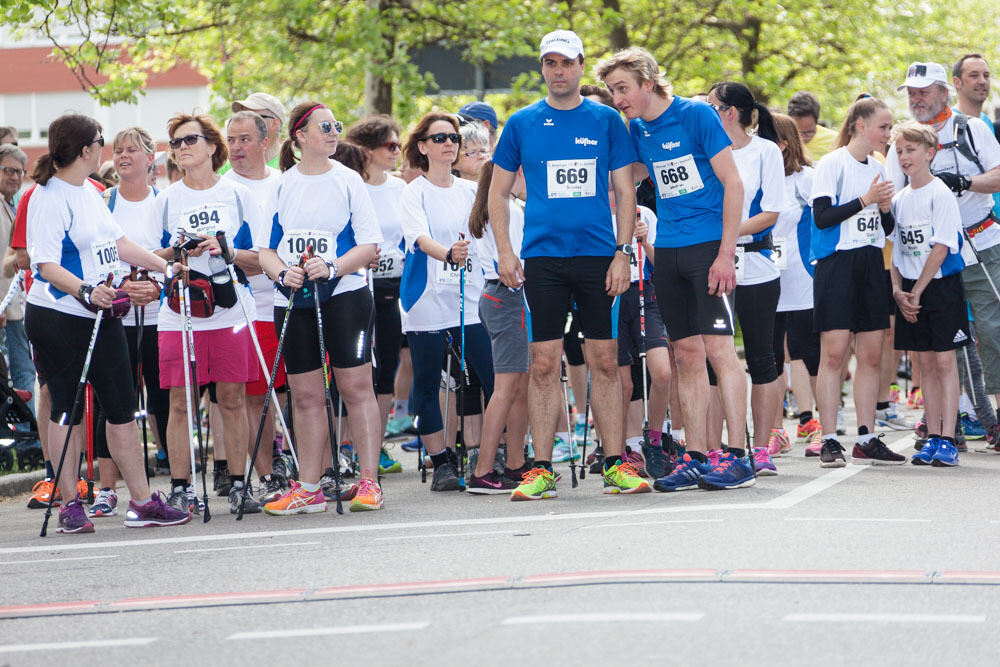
[805,431,823,457]
[707,448,724,467]
[753,447,777,476]
[766,428,792,457]
[624,446,648,477]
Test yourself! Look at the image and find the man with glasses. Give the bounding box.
[222,92,287,172]
[786,92,838,160]
[489,29,649,501]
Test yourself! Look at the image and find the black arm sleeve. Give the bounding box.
[880,209,894,236]
[812,196,864,230]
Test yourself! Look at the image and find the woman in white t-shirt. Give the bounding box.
[258,101,383,514]
[154,113,266,513]
[24,113,189,534]
[399,112,494,492]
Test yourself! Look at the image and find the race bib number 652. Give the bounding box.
[547,159,596,199]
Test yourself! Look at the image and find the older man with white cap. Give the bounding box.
[227,92,287,169]
[886,61,1000,439]
[488,29,648,501]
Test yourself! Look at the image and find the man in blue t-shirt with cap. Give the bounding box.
[489,28,648,500]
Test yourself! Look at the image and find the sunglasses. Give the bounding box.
[88,136,105,148]
[426,133,461,144]
[383,141,402,151]
[168,134,207,149]
[710,103,731,112]
[316,120,344,135]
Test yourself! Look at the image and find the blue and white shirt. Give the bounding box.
[810,147,887,261]
[106,186,166,326]
[367,174,408,282]
[475,198,524,282]
[889,177,964,280]
[775,167,815,312]
[733,135,786,286]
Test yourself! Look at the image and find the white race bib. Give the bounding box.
[898,220,931,258]
[961,235,980,266]
[280,229,335,265]
[846,208,883,247]
[436,257,472,286]
[651,154,705,199]
[91,239,123,283]
[179,202,231,238]
[734,246,745,282]
[629,251,641,283]
[546,159,597,199]
[772,236,787,270]
[373,247,404,279]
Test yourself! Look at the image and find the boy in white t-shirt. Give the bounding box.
[888,122,968,467]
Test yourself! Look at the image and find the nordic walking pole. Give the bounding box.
[177,250,209,521]
[84,384,94,503]
[442,337,453,471]
[131,267,150,482]
[963,228,1000,302]
[457,233,467,491]
[580,372,591,480]
[41,275,110,537]
[237,254,304,520]
[312,251,343,514]
[560,354,578,488]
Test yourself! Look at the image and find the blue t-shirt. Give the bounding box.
[629,96,732,248]
[492,97,637,258]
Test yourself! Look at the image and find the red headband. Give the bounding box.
[292,105,326,133]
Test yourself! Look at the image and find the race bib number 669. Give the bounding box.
[547,159,596,199]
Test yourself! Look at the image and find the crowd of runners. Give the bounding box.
[5,30,1000,535]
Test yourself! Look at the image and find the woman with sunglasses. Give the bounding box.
[154,112,268,515]
[344,115,409,469]
[258,101,384,514]
[24,113,189,533]
[399,112,494,492]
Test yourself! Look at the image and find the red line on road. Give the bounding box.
[0,600,100,614]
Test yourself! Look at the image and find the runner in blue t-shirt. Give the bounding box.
[597,46,755,492]
[488,29,648,500]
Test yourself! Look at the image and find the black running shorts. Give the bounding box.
[653,240,735,341]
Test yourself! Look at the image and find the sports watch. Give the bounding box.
[615,244,634,256]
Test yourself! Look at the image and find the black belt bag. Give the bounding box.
[738,232,774,253]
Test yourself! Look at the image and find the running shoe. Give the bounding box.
[907,387,923,409]
[510,467,557,501]
[258,474,284,504]
[166,486,190,513]
[961,413,986,440]
[379,447,402,474]
[350,478,384,511]
[913,418,929,451]
[124,492,192,527]
[819,439,846,468]
[889,383,902,404]
[707,448,724,468]
[320,468,352,501]
[185,485,205,513]
[805,431,823,457]
[852,436,905,465]
[753,447,777,476]
[624,446,647,477]
[652,454,711,492]
[603,459,652,494]
[912,438,940,465]
[986,424,1000,450]
[504,462,532,484]
[264,481,327,515]
[766,428,792,457]
[641,442,666,480]
[57,496,94,534]
[384,414,414,437]
[215,466,233,497]
[552,436,580,462]
[931,439,959,467]
[77,478,91,500]
[87,488,118,517]
[796,418,821,443]
[27,479,58,509]
[154,450,171,476]
[699,452,756,490]
[469,470,519,494]
[401,437,421,453]
[875,408,912,431]
[229,484,262,514]
[430,460,460,492]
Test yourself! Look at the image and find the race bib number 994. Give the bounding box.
[547,159,597,199]
[179,203,230,237]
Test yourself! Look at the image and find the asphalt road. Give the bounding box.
[2,402,1000,666]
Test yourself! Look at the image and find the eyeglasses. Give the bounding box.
[383,141,402,152]
[316,121,344,135]
[168,134,207,149]
[463,149,490,158]
[88,136,105,148]
[710,103,731,112]
[425,133,461,144]
[0,166,24,178]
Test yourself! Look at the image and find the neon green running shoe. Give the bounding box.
[603,460,652,494]
[379,447,402,474]
[510,467,557,501]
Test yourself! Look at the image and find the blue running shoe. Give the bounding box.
[698,452,756,490]
[931,439,959,467]
[960,413,986,440]
[384,414,415,437]
[400,437,421,453]
[652,453,711,492]
[912,438,940,465]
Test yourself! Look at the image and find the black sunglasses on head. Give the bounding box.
[168,134,207,149]
[425,132,461,144]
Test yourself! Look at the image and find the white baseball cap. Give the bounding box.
[539,30,584,61]
[896,62,951,91]
[232,92,288,125]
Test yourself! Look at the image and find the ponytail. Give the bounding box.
[468,161,495,239]
[279,137,298,172]
[31,113,102,186]
[710,82,779,143]
[31,153,56,186]
[754,102,779,143]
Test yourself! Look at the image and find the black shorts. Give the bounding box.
[373,279,402,395]
[777,309,821,376]
[894,274,970,352]
[653,240,735,341]
[813,246,890,333]
[884,270,896,317]
[523,256,617,342]
[618,280,668,367]
[275,287,374,374]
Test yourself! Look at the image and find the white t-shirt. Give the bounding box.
[399,175,482,332]
[264,161,382,308]
[108,188,167,326]
[734,136,786,286]
[27,177,125,318]
[476,198,525,282]
[155,178,265,332]
[611,205,657,283]
[775,167,815,311]
[811,146,887,254]
[889,177,964,280]
[224,167,281,321]
[367,174,407,281]
[887,114,1000,251]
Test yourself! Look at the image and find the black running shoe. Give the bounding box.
[430,461,460,491]
[819,439,846,468]
[852,436,905,465]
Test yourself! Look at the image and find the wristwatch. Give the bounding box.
[615,244,634,256]
[327,261,339,280]
[277,269,288,287]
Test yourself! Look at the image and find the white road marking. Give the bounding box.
[374,531,516,542]
[784,613,985,624]
[227,621,428,640]
[0,554,118,565]
[784,518,930,523]
[0,637,156,653]
[175,541,320,554]
[503,612,703,625]
[580,519,723,529]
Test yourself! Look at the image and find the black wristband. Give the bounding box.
[77,284,94,305]
[278,269,288,287]
[446,248,454,264]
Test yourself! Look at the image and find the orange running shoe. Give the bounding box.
[27,479,59,509]
[796,418,821,443]
[263,481,327,515]
[77,479,92,500]
[349,478,384,512]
